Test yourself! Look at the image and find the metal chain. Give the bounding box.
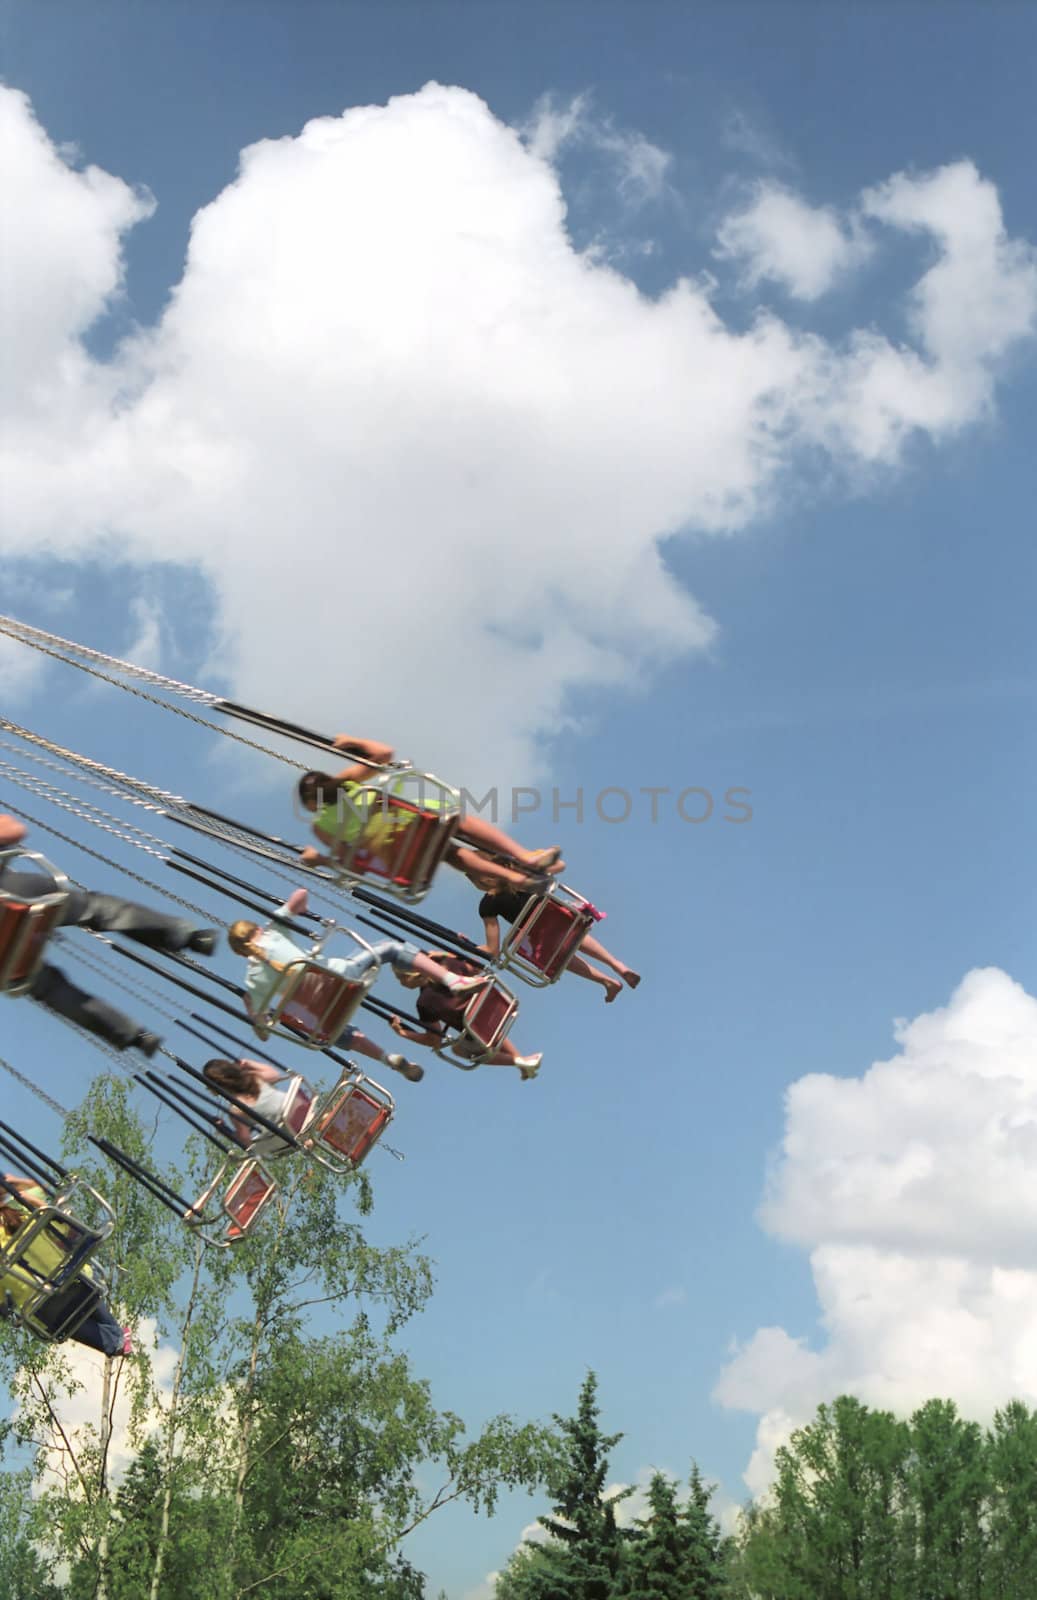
[0,716,303,866]
[0,736,176,839]
[54,933,191,1032]
[0,756,170,855]
[0,613,219,703]
[0,793,229,928]
[0,616,308,769]
[0,1049,74,1120]
[0,714,187,810]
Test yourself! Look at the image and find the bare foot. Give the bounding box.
[527,846,562,872]
[604,979,622,1004]
[623,970,641,990]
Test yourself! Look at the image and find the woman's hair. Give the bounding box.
[297,770,339,811]
[203,1058,259,1098]
[0,1202,24,1236]
[394,967,424,990]
[227,920,259,955]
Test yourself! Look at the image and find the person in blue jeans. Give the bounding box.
[226,888,483,1082]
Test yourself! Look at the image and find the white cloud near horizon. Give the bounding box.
[1,85,1035,780]
[716,967,1037,1498]
[16,1319,180,1494]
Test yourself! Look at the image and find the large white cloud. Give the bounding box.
[717,968,1037,1497]
[0,86,1034,778]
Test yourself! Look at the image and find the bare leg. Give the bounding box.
[455,816,564,873]
[409,952,483,991]
[346,1028,424,1083]
[345,1029,391,1065]
[450,845,542,892]
[568,955,622,1002]
[578,934,640,987]
[482,1038,542,1078]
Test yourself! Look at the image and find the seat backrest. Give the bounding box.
[314,1085,392,1166]
[516,899,593,980]
[339,775,459,900]
[1,1205,106,1296]
[283,1078,317,1138]
[462,981,517,1050]
[222,1162,277,1241]
[27,1275,104,1344]
[273,962,365,1048]
[0,901,66,992]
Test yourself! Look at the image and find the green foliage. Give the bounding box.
[619,1465,730,1599]
[497,1371,629,1600]
[0,1468,62,1600]
[2,1077,558,1599]
[731,1393,1037,1600]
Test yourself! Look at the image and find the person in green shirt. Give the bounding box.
[0,1176,131,1357]
[296,735,563,892]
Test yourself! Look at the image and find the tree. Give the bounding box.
[618,1466,729,1599]
[497,1371,629,1600]
[985,1400,1037,1600]
[3,1075,559,1598]
[731,1397,915,1600]
[0,1468,63,1600]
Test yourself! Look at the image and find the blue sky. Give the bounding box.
[2,2,1036,1594]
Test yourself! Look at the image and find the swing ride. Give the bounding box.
[0,609,640,1353]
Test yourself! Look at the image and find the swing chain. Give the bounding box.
[0,617,308,770]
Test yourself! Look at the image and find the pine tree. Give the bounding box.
[498,1371,629,1600]
[618,1465,728,1599]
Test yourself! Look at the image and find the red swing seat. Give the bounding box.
[307,1073,395,1168]
[443,977,519,1066]
[500,884,600,987]
[244,1074,319,1159]
[0,850,70,995]
[222,1160,278,1242]
[271,961,368,1048]
[187,1158,278,1247]
[328,771,460,903]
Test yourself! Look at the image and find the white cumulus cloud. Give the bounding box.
[716,968,1037,1496]
[0,86,1035,781]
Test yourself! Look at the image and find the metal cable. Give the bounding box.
[0,793,229,928]
[0,1050,74,1121]
[0,615,308,769]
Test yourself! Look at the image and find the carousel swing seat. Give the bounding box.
[499,883,602,988]
[0,849,71,995]
[304,1069,395,1169]
[442,976,519,1068]
[322,769,460,903]
[239,1067,394,1173]
[187,1158,278,1248]
[0,1177,115,1343]
[260,946,372,1049]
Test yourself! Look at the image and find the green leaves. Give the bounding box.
[730,1394,1037,1600]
